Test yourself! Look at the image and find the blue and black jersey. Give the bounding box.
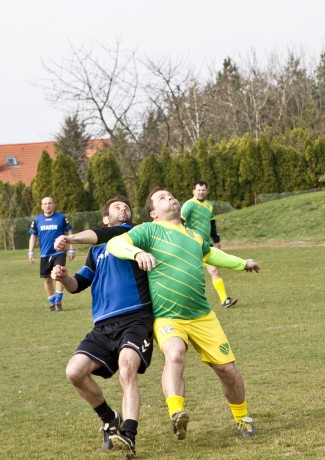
[29,212,72,258]
[74,225,152,325]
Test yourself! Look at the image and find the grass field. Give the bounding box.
[0,192,324,459]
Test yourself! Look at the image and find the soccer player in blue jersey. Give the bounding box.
[28,196,75,311]
[51,196,153,459]
[182,180,237,309]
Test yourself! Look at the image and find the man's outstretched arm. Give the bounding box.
[54,227,129,251]
[205,247,260,272]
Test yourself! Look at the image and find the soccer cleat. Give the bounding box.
[110,433,136,459]
[222,297,238,309]
[101,411,123,451]
[55,302,63,311]
[49,304,56,311]
[237,417,257,437]
[171,410,189,440]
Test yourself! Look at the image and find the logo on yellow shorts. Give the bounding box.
[219,343,230,355]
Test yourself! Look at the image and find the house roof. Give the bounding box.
[0,139,110,186]
[0,142,56,186]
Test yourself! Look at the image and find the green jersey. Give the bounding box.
[124,221,212,319]
[181,198,214,244]
[107,221,246,320]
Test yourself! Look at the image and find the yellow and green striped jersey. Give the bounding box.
[124,221,212,319]
[181,198,214,244]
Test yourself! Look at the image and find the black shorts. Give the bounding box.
[75,311,154,379]
[40,253,67,278]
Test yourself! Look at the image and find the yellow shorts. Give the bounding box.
[153,311,235,365]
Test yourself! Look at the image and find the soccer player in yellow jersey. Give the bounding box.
[181,180,237,309]
[107,187,260,443]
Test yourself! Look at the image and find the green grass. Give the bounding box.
[1,192,325,459]
[217,191,325,245]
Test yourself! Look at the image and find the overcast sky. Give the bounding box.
[1,0,324,145]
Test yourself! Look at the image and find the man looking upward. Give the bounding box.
[107,188,260,442]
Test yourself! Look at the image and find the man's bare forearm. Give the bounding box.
[64,229,98,245]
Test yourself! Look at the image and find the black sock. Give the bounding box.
[122,419,138,443]
[93,400,115,423]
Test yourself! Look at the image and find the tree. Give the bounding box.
[313,52,325,130]
[43,41,139,143]
[160,145,173,189]
[87,152,127,210]
[275,53,314,131]
[55,112,90,182]
[143,57,206,153]
[194,138,216,195]
[0,181,32,249]
[106,127,140,200]
[51,152,88,212]
[137,154,163,207]
[31,150,53,214]
[178,152,199,202]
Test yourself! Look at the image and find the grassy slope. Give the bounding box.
[216,191,325,245]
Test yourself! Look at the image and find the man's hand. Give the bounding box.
[245,259,260,273]
[54,235,68,251]
[68,251,76,262]
[135,252,156,271]
[51,265,68,281]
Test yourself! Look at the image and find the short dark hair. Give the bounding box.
[102,195,132,218]
[145,186,165,217]
[193,180,208,188]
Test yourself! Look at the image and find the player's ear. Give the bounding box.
[150,210,157,220]
[102,216,109,225]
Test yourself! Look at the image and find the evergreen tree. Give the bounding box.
[179,152,199,202]
[195,138,216,197]
[31,150,53,214]
[311,138,325,186]
[13,181,32,217]
[55,113,90,182]
[237,133,263,206]
[257,133,279,193]
[160,145,173,189]
[107,128,138,200]
[52,152,88,212]
[88,152,127,210]
[137,154,163,207]
[214,138,241,207]
[168,155,184,201]
[273,143,308,191]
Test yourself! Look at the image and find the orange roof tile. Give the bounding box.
[0,141,56,186]
[0,139,111,185]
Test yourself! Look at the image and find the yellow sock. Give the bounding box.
[166,396,185,419]
[229,401,247,422]
[212,277,227,303]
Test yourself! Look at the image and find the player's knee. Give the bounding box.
[213,361,237,378]
[66,360,87,385]
[164,346,186,367]
[119,365,138,387]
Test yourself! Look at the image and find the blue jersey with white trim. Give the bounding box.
[29,212,72,258]
[76,238,152,324]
